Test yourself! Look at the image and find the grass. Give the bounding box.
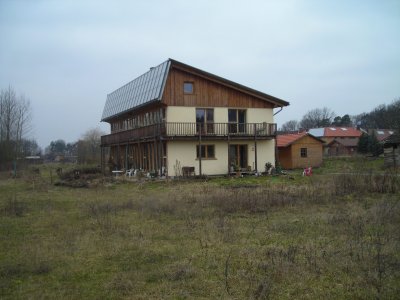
[0,160,399,299]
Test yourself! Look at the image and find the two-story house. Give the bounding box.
[100,59,289,176]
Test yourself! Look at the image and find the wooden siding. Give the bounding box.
[162,68,274,108]
[384,146,400,168]
[278,135,323,169]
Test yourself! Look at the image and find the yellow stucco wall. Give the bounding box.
[167,139,275,176]
[166,106,273,123]
[165,106,276,175]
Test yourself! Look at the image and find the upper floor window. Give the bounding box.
[228,109,246,133]
[196,108,214,134]
[184,82,194,94]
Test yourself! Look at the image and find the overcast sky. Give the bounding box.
[1,0,399,148]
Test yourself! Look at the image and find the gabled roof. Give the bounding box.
[101,59,289,121]
[368,129,395,142]
[308,127,362,138]
[384,132,400,146]
[277,132,323,147]
[327,138,358,147]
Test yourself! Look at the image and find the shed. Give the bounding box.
[384,132,400,168]
[277,132,324,169]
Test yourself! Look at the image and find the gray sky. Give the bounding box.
[1,0,399,149]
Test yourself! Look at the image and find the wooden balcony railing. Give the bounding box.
[101,122,277,146]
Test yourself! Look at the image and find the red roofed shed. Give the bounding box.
[277,132,324,169]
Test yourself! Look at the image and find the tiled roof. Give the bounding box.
[309,127,362,138]
[324,127,362,137]
[368,129,395,142]
[277,132,323,147]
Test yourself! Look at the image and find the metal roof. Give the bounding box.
[308,128,325,137]
[101,60,170,121]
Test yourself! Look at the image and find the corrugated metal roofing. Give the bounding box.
[101,60,170,121]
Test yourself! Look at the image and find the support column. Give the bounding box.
[198,130,202,176]
[254,123,258,174]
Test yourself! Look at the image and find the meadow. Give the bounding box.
[1,158,399,299]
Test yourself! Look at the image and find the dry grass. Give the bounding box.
[0,163,399,299]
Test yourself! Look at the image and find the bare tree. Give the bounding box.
[300,107,335,129]
[78,127,105,164]
[0,86,32,163]
[280,120,299,132]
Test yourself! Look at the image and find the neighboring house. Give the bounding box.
[308,127,362,156]
[100,59,289,176]
[277,132,324,169]
[368,129,395,143]
[383,132,400,168]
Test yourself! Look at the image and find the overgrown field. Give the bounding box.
[1,163,399,299]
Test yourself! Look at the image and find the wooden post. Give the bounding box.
[254,123,258,174]
[125,144,128,170]
[227,135,231,175]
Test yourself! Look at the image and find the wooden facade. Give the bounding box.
[384,133,400,168]
[278,134,324,169]
[162,68,274,109]
[101,59,289,175]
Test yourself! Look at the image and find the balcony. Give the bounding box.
[101,122,277,146]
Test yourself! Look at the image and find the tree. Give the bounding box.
[357,133,369,154]
[280,120,299,132]
[77,127,105,164]
[354,98,400,129]
[300,107,335,129]
[0,86,32,164]
[332,114,352,127]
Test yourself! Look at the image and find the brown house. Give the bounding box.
[308,127,362,156]
[277,132,324,169]
[100,59,289,176]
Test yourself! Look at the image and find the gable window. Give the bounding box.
[228,109,246,133]
[184,82,193,94]
[196,145,215,159]
[196,108,214,134]
[300,148,307,158]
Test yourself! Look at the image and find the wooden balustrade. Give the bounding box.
[101,122,277,146]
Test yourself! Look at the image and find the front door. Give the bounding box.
[229,144,248,169]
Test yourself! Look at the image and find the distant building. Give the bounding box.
[277,132,324,169]
[308,127,362,156]
[384,132,400,168]
[368,129,395,143]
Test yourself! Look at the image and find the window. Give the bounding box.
[228,109,246,133]
[300,148,307,158]
[196,108,214,133]
[196,145,215,159]
[184,82,193,94]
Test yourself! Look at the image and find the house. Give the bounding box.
[368,129,395,143]
[100,59,289,176]
[277,132,324,169]
[308,127,362,156]
[383,132,400,168]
